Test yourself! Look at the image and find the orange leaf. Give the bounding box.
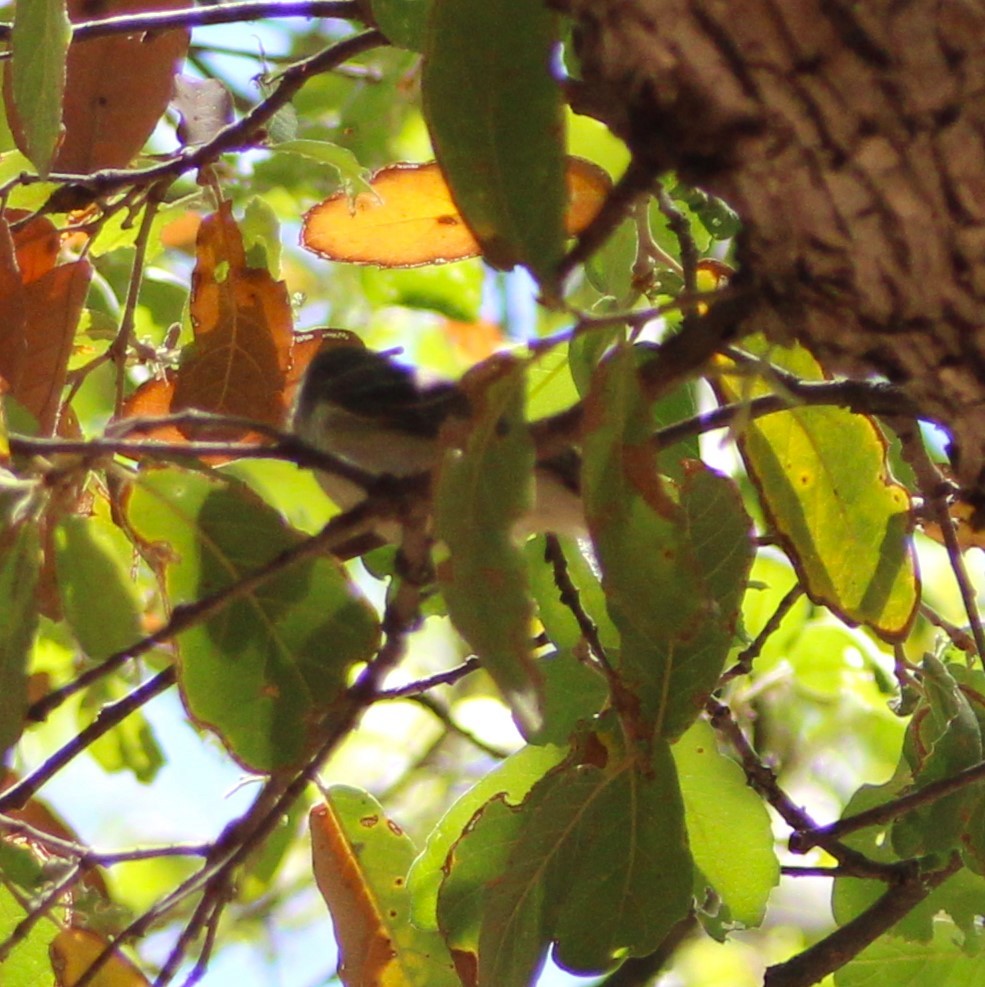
[301,157,611,268]
[116,203,300,457]
[174,201,293,420]
[0,214,92,434]
[310,802,395,987]
[50,928,149,987]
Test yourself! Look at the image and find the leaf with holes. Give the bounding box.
[311,786,459,987]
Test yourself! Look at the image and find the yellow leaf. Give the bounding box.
[301,157,611,268]
[50,928,149,987]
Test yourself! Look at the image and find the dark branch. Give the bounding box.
[764,854,961,987]
[0,2,364,44]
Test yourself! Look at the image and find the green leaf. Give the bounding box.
[310,786,459,987]
[529,651,609,746]
[409,743,565,930]
[892,657,985,861]
[0,520,39,758]
[372,0,428,50]
[9,0,70,177]
[423,0,565,287]
[241,195,281,277]
[434,363,542,735]
[719,338,918,639]
[53,514,142,662]
[835,920,985,986]
[437,794,523,955]
[673,719,779,926]
[474,741,692,984]
[0,883,57,986]
[582,347,752,739]
[267,139,369,197]
[126,467,380,771]
[81,677,165,783]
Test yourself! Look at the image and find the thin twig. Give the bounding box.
[31,29,384,212]
[26,497,382,725]
[893,417,985,664]
[791,756,985,852]
[112,194,162,416]
[375,658,482,699]
[542,535,610,669]
[707,700,911,882]
[407,695,512,760]
[656,183,699,296]
[919,602,977,654]
[557,157,656,285]
[0,863,82,963]
[0,670,176,814]
[719,584,803,683]
[0,3,363,44]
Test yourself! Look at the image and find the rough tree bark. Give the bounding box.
[560,0,985,498]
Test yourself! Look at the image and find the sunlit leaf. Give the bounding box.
[5,0,70,176]
[0,884,57,986]
[673,719,779,927]
[50,927,150,987]
[270,138,370,197]
[301,158,609,269]
[835,920,985,986]
[408,743,566,929]
[434,358,541,735]
[423,0,565,286]
[717,338,918,639]
[126,467,380,770]
[0,521,39,757]
[310,787,459,987]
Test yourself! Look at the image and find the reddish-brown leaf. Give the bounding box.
[4,0,189,174]
[0,215,92,435]
[301,157,611,268]
[118,203,298,457]
[175,201,294,420]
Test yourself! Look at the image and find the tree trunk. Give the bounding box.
[561,0,985,497]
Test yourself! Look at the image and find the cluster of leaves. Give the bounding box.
[1,2,985,987]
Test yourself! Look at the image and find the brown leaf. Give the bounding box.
[118,203,299,457]
[301,157,612,268]
[4,0,190,174]
[175,201,293,420]
[0,215,92,435]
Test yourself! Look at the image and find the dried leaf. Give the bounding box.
[119,203,297,455]
[0,214,92,434]
[301,158,610,268]
[310,788,459,987]
[172,75,233,146]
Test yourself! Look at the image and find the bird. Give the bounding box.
[291,342,585,545]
